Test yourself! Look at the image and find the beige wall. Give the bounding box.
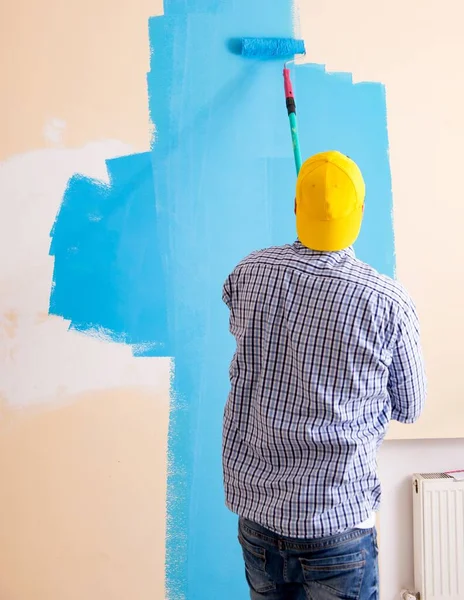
[0,388,168,600]
[298,2,464,595]
[299,0,464,440]
[0,1,168,599]
[0,0,163,160]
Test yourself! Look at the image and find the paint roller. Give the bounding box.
[238,37,306,174]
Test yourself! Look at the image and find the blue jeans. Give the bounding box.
[238,518,379,600]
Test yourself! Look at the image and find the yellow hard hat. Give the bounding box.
[296,151,365,252]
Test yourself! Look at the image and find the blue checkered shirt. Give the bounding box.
[222,241,426,538]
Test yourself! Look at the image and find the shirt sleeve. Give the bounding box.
[388,300,426,424]
[222,273,233,310]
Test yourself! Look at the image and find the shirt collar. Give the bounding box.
[292,240,355,263]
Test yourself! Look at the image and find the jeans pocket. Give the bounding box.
[238,532,277,594]
[299,550,366,600]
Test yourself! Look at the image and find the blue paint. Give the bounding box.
[48,0,394,597]
[240,37,306,59]
[148,2,394,600]
[295,66,395,274]
[49,152,169,356]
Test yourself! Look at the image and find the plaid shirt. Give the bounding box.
[222,241,426,538]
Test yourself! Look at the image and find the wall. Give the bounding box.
[378,439,464,599]
[0,1,169,599]
[0,0,155,159]
[1,0,464,599]
[298,0,464,440]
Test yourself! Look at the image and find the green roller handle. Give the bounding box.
[289,112,302,175]
[284,67,302,175]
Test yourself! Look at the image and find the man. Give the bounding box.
[222,151,426,599]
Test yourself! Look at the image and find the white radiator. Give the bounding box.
[413,473,464,600]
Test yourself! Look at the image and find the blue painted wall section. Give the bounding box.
[148,1,394,599]
[48,0,394,597]
[295,65,394,274]
[49,152,169,356]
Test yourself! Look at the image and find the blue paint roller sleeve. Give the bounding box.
[240,37,305,59]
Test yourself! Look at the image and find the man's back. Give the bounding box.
[222,241,426,539]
